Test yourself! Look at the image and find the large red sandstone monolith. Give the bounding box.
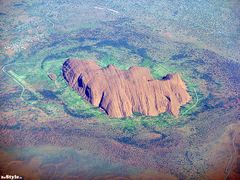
[62,59,191,118]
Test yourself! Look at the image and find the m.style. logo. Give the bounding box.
[1,175,23,179]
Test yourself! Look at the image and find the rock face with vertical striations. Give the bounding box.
[62,58,192,118]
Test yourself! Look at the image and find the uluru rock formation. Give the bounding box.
[62,58,191,118]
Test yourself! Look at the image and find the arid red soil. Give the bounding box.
[62,59,191,118]
[206,123,240,180]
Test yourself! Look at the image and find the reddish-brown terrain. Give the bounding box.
[62,59,191,118]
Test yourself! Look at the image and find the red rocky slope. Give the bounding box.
[62,59,191,118]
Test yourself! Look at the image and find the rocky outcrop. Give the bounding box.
[48,73,57,81]
[62,59,191,118]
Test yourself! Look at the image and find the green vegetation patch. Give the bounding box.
[5,38,202,133]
